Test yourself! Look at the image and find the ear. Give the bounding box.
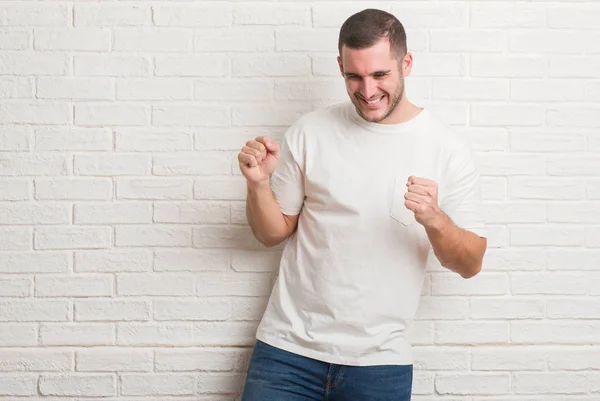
[337,56,344,77]
[402,52,414,77]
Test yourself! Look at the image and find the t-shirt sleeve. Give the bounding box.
[439,142,487,238]
[269,126,305,216]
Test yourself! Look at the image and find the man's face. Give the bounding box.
[338,39,412,124]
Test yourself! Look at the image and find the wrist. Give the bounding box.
[247,179,271,192]
[426,210,452,235]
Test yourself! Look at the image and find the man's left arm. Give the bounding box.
[404,175,487,279]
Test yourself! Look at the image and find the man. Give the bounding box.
[237,8,487,401]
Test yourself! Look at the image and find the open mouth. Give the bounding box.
[359,95,385,108]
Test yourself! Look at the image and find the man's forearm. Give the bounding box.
[425,213,487,279]
[246,182,292,247]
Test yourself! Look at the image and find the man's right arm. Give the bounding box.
[246,181,299,248]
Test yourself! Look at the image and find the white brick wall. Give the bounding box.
[0,1,598,399]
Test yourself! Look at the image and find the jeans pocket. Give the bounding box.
[390,174,416,226]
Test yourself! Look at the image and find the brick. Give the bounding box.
[275,79,345,101]
[547,155,600,175]
[77,348,152,372]
[547,347,600,370]
[38,77,114,100]
[312,4,392,28]
[75,54,150,77]
[231,250,282,272]
[0,300,69,322]
[74,153,150,176]
[197,273,272,296]
[510,31,600,54]
[35,28,110,52]
[312,55,342,77]
[35,178,112,200]
[482,202,546,223]
[117,323,194,346]
[0,324,37,346]
[0,276,31,296]
[480,177,507,200]
[549,56,600,78]
[512,321,600,344]
[194,322,257,346]
[391,4,467,29]
[114,28,191,52]
[153,153,231,175]
[548,202,600,223]
[152,104,229,127]
[40,324,115,346]
[36,127,112,151]
[154,4,231,27]
[75,299,150,322]
[75,103,150,126]
[155,348,249,371]
[415,297,468,320]
[117,78,192,100]
[510,226,583,247]
[0,125,31,151]
[75,4,149,27]
[0,4,70,26]
[514,373,600,394]
[431,31,505,52]
[155,54,228,77]
[0,102,70,124]
[197,373,245,394]
[231,297,268,320]
[547,299,600,319]
[412,347,468,371]
[587,227,600,247]
[121,374,195,396]
[0,252,69,273]
[547,249,600,271]
[511,272,598,295]
[117,178,192,200]
[235,4,307,25]
[511,79,586,102]
[548,5,600,29]
[435,322,509,345]
[35,275,112,297]
[75,250,152,273]
[471,347,545,371]
[0,350,73,372]
[471,104,545,127]
[0,153,69,176]
[117,273,195,296]
[510,177,585,200]
[509,128,586,152]
[0,76,33,96]
[476,154,545,175]
[431,273,508,296]
[0,374,37,396]
[276,29,337,52]
[115,226,191,247]
[0,52,68,75]
[232,104,311,126]
[195,79,273,101]
[39,374,115,397]
[196,28,274,52]
[75,203,152,224]
[154,299,230,321]
[35,226,112,250]
[0,227,30,251]
[471,4,546,28]
[435,373,510,395]
[194,177,246,200]
[155,249,229,272]
[197,127,283,152]
[471,55,546,78]
[154,202,230,224]
[193,226,261,249]
[407,321,434,345]
[115,128,193,151]
[470,298,544,320]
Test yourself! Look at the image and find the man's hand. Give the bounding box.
[404,176,449,231]
[238,136,280,186]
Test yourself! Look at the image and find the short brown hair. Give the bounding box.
[338,9,407,59]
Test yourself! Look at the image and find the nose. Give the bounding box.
[360,77,377,100]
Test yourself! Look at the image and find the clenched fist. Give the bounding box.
[238,136,280,185]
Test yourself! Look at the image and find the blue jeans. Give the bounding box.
[241,340,413,401]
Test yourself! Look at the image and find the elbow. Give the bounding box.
[459,261,482,279]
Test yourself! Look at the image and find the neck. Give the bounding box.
[380,97,423,125]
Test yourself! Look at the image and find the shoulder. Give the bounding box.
[284,102,350,139]
[421,109,474,156]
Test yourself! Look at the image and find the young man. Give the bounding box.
[237,8,487,401]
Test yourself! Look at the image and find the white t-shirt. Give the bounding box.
[255,101,486,366]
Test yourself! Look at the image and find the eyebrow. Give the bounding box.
[343,70,392,78]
